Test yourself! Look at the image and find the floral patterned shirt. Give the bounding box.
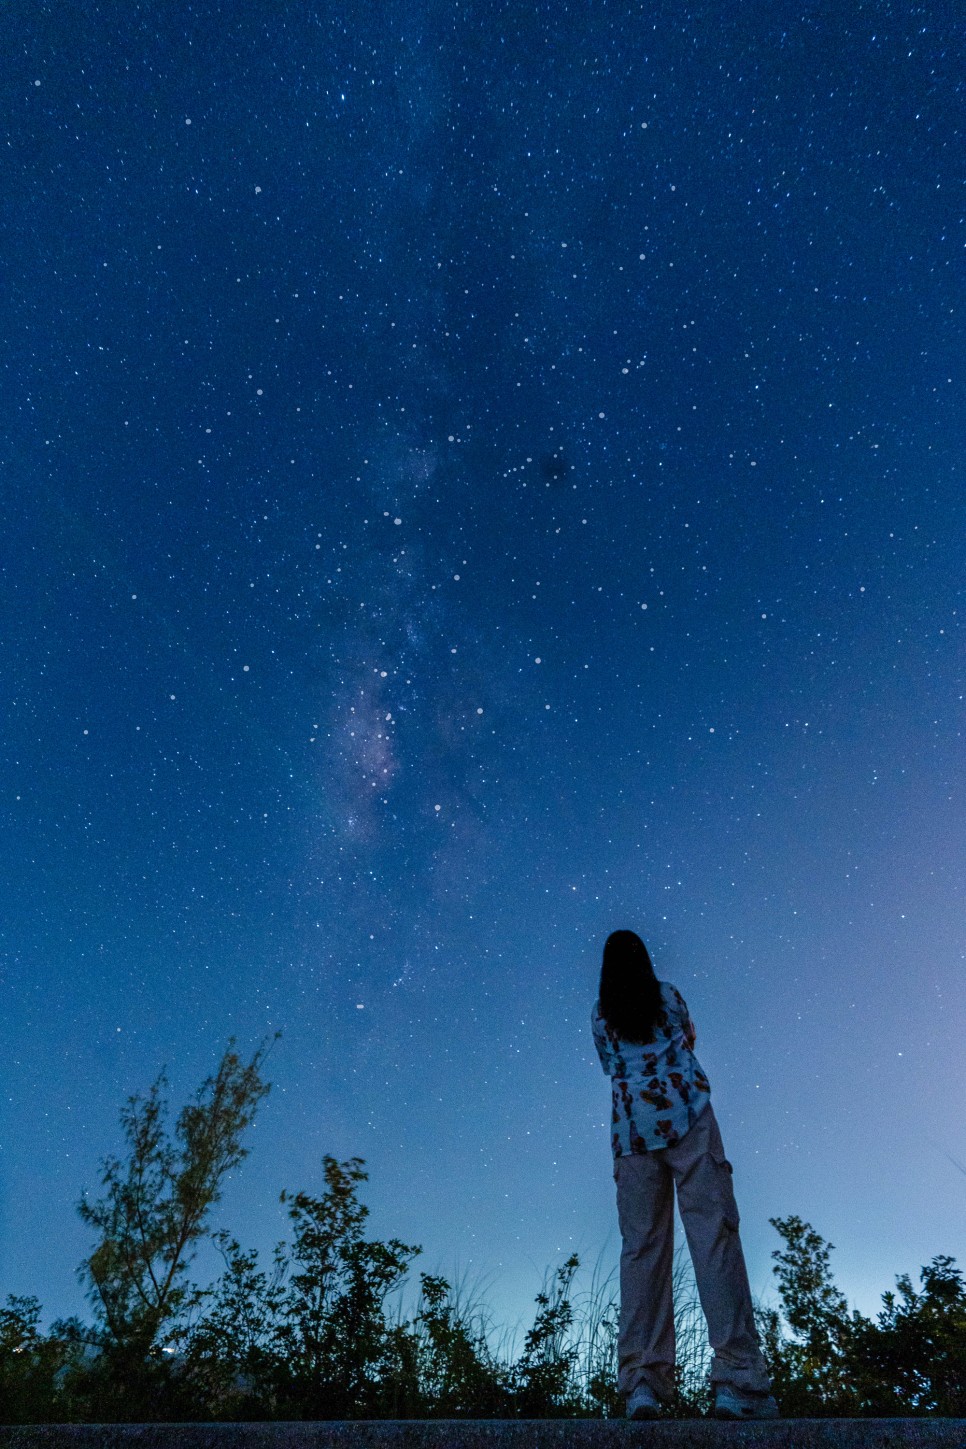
[591,981,711,1156]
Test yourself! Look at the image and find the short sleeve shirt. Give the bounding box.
[591,981,711,1156]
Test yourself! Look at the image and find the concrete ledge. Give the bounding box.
[0,1422,963,1449]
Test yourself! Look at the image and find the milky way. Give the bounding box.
[4,2,963,1352]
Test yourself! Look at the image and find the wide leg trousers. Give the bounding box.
[613,1100,772,1402]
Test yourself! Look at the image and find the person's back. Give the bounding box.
[591,979,711,1154]
[593,929,779,1422]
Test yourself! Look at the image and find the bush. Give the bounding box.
[4,1040,963,1423]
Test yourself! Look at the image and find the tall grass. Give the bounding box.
[381,1236,713,1418]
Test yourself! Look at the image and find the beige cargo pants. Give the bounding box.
[613,1099,772,1402]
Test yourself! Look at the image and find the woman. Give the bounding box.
[591,929,779,1421]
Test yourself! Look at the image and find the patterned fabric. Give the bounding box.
[592,981,712,1156]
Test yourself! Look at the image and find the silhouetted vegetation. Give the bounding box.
[2,1040,963,1422]
[759,1217,966,1418]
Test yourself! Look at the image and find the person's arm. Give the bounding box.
[591,1006,612,1074]
[671,986,698,1050]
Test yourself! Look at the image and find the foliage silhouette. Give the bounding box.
[761,1213,865,1415]
[2,1041,964,1423]
[53,1033,279,1422]
[848,1256,966,1416]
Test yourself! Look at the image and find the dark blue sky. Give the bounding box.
[3,2,963,1352]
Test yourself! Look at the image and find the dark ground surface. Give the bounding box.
[1,1420,964,1449]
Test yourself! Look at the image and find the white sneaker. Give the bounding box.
[626,1383,662,1420]
[713,1384,780,1419]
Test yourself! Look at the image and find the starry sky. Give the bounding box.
[3,3,964,1356]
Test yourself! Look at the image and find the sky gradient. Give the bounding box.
[3,1,964,1356]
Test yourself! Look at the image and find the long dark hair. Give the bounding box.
[598,929,664,1045]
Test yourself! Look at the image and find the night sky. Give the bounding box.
[4,3,963,1355]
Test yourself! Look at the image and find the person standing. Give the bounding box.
[591,928,779,1421]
